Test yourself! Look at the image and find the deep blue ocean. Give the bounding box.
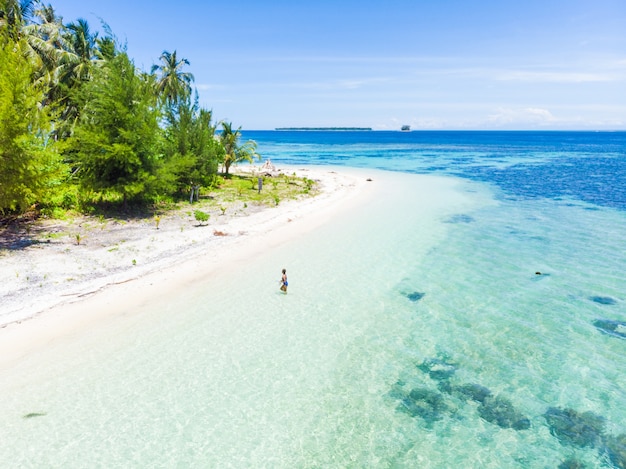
[1,131,625,468]
[244,130,626,212]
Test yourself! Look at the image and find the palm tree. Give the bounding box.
[61,18,97,84]
[22,4,70,92]
[0,0,36,40]
[95,35,116,61]
[1,0,59,69]
[1,2,72,114]
[218,121,260,175]
[47,17,103,139]
[151,50,194,106]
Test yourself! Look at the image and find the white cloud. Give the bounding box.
[495,70,617,83]
[524,107,557,121]
[486,107,557,127]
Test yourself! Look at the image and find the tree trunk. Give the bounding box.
[189,185,200,203]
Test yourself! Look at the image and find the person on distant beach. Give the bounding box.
[262,159,275,172]
[280,269,288,293]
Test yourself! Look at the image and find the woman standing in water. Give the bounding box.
[280,269,288,293]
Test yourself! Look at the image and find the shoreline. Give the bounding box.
[0,165,376,368]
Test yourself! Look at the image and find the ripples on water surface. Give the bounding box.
[1,131,625,467]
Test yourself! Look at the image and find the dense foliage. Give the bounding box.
[65,52,162,204]
[0,0,258,216]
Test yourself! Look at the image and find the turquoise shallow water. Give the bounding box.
[1,131,626,468]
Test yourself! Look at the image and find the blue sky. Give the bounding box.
[55,0,626,130]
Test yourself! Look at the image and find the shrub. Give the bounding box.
[194,210,209,225]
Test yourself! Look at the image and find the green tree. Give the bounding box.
[61,18,97,84]
[0,0,36,41]
[151,50,194,108]
[0,39,62,214]
[66,51,161,205]
[188,106,222,187]
[53,19,117,140]
[1,0,62,81]
[95,34,116,62]
[18,3,63,72]
[22,5,76,110]
[160,93,223,200]
[218,121,260,175]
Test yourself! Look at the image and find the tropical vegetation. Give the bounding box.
[0,0,261,218]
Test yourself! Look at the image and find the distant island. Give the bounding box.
[275,127,372,131]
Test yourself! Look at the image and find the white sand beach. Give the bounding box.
[0,165,375,368]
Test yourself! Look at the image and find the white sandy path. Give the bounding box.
[0,166,375,367]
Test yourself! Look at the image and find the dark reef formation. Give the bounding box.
[417,356,457,381]
[590,296,617,305]
[395,354,530,432]
[390,352,625,467]
[544,407,606,448]
[604,433,626,469]
[397,387,450,424]
[392,279,624,465]
[558,458,586,469]
[404,291,425,302]
[452,383,493,403]
[593,319,626,339]
[478,395,531,430]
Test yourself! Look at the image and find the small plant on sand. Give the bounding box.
[304,178,314,193]
[194,210,210,226]
[132,259,137,265]
[75,233,82,245]
[154,215,161,229]
[220,206,227,215]
[272,194,280,206]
